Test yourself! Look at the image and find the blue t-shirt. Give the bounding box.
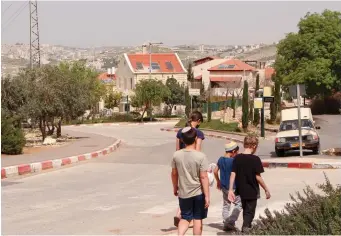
[176,128,205,150]
[217,156,236,190]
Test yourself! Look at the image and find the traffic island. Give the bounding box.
[262,156,341,169]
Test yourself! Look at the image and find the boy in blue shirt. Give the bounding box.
[214,141,242,231]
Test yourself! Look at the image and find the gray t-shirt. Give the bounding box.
[171,149,209,199]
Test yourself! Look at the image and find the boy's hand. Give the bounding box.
[173,187,178,196]
[216,180,221,190]
[265,190,271,199]
[204,196,210,208]
[228,190,235,202]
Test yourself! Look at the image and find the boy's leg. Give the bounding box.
[178,197,194,236]
[193,194,208,236]
[222,189,231,222]
[226,195,242,226]
[241,199,257,230]
[193,220,203,235]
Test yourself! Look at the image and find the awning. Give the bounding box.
[209,76,242,82]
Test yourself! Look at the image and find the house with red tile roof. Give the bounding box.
[115,52,187,93]
[192,58,258,97]
[193,56,220,66]
[115,52,187,113]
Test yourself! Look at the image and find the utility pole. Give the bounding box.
[29,0,41,68]
[148,42,163,79]
[297,84,303,157]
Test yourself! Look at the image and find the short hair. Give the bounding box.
[244,135,259,148]
[182,127,197,145]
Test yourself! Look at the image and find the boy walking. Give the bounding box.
[228,136,271,233]
[214,141,242,231]
[171,127,210,236]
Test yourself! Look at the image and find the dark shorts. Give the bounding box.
[179,194,208,220]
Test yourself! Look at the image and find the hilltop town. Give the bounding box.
[1,42,277,76]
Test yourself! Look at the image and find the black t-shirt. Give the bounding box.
[232,153,264,200]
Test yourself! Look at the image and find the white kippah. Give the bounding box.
[181,126,192,133]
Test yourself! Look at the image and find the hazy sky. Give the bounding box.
[1,1,341,47]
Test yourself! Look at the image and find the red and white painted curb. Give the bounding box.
[160,128,244,143]
[262,162,341,169]
[1,139,121,179]
[160,128,341,170]
[67,121,179,127]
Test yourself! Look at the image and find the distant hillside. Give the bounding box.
[236,44,277,61]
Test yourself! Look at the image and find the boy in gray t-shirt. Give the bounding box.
[171,127,210,236]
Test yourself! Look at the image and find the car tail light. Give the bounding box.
[275,138,279,143]
[313,135,318,140]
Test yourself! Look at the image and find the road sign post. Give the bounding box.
[297,84,303,157]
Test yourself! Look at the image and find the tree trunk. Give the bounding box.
[47,117,55,135]
[56,119,62,138]
[140,107,147,122]
[39,117,47,141]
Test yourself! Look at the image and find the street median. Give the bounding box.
[1,139,122,179]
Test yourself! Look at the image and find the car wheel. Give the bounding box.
[275,148,285,157]
[312,145,320,155]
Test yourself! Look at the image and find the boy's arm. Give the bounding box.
[213,165,221,190]
[195,138,203,151]
[256,174,271,199]
[176,138,180,151]
[200,171,210,208]
[171,168,179,196]
[227,172,236,202]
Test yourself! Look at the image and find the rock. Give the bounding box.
[43,136,57,145]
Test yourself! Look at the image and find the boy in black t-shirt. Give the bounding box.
[228,136,271,233]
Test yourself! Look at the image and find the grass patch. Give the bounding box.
[175,119,241,133]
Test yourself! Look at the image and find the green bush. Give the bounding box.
[175,119,240,133]
[311,97,340,115]
[1,118,26,155]
[250,174,341,235]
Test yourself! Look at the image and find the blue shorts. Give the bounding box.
[179,194,208,220]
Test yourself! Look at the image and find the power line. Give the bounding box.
[2,2,29,31]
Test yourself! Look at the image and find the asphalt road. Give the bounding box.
[2,120,341,235]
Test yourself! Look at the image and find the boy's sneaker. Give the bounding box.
[241,227,251,234]
[223,222,237,231]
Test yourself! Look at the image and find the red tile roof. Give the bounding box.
[208,59,256,71]
[210,76,242,82]
[265,67,275,80]
[195,75,202,80]
[126,53,185,73]
[98,72,116,80]
[193,56,220,63]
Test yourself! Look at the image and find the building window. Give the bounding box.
[151,62,160,70]
[130,78,133,89]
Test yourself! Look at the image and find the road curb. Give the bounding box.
[65,121,178,127]
[262,161,341,169]
[160,128,244,143]
[1,139,122,179]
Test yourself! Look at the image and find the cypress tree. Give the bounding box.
[270,86,276,123]
[231,93,236,118]
[207,89,212,122]
[253,74,260,126]
[242,80,249,130]
[185,86,191,118]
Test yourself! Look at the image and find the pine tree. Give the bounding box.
[207,88,212,122]
[274,75,281,114]
[270,86,276,123]
[187,63,194,82]
[242,80,249,130]
[253,74,260,126]
[185,86,191,118]
[231,93,236,118]
[249,99,254,123]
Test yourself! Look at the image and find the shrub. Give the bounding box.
[250,174,341,235]
[311,97,340,115]
[1,117,26,155]
[242,81,249,129]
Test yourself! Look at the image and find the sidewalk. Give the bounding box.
[1,128,116,167]
[262,156,341,169]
